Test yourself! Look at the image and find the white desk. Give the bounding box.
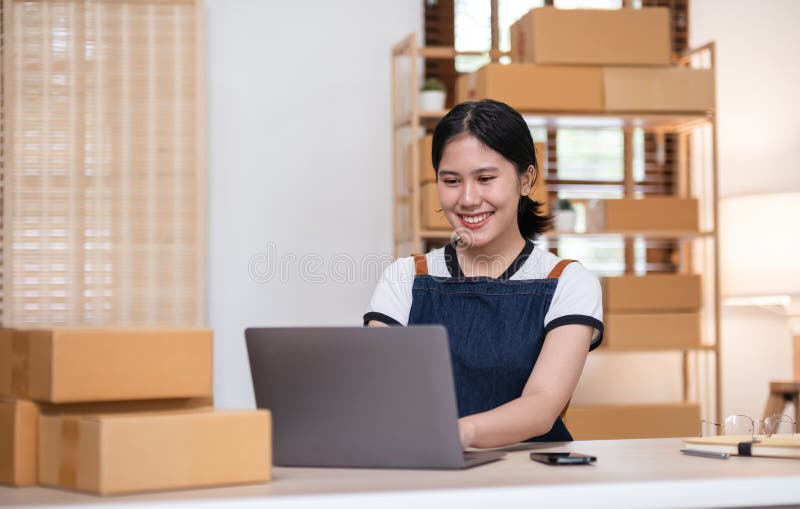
[2,438,799,508]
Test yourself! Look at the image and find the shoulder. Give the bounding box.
[514,247,598,287]
[377,246,449,287]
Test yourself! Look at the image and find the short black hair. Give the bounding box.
[431,99,552,239]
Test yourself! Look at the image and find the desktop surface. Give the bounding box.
[2,438,799,508]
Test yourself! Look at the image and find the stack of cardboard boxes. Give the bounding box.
[458,7,714,114]
[0,327,271,495]
[452,7,708,438]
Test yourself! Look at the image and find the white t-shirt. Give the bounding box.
[363,241,604,349]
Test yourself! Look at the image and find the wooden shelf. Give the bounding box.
[412,110,712,132]
[392,35,721,423]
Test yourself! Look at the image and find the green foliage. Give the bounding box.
[421,77,446,92]
[558,198,574,211]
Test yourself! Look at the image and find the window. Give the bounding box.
[1,0,204,326]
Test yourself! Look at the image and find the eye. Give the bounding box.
[478,176,496,183]
[441,178,460,185]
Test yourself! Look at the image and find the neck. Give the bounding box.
[456,229,527,278]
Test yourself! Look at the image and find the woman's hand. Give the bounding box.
[458,418,477,449]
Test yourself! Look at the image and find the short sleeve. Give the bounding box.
[363,258,415,326]
[543,262,604,350]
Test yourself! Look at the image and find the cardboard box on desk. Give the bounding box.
[586,198,699,232]
[38,409,271,495]
[604,67,715,113]
[602,274,702,312]
[0,397,213,488]
[603,312,702,350]
[455,63,604,112]
[510,7,671,66]
[0,399,38,487]
[0,328,213,403]
[564,403,700,440]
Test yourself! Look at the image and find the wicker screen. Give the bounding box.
[1,0,204,327]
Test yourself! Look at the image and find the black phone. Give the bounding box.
[530,452,596,465]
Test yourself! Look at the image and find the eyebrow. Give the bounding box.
[438,167,501,177]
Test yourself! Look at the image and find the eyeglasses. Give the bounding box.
[700,414,797,441]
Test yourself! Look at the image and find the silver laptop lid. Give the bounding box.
[245,326,470,469]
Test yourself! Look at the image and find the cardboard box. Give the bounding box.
[510,7,671,66]
[418,134,436,183]
[0,399,38,486]
[603,312,702,350]
[38,409,271,495]
[604,67,715,112]
[0,397,212,488]
[455,63,604,112]
[0,328,212,403]
[0,329,12,399]
[602,274,702,312]
[532,141,549,216]
[586,198,699,232]
[421,181,451,230]
[564,403,700,439]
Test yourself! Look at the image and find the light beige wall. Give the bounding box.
[692,0,799,418]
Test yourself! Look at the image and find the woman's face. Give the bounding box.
[437,134,530,249]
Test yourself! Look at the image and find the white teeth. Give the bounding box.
[463,213,490,224]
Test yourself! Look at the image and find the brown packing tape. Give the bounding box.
[59,417,80,489]
[11,333,30,398]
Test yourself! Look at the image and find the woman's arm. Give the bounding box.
[367,320,389,327]
[458,324,593,449]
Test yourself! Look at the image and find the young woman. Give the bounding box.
[364,99,603,449]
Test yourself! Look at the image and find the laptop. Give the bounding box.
[245,325,506,469]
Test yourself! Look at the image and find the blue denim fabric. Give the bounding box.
[408,274,572,442]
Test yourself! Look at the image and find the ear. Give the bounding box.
[520,165,535,195]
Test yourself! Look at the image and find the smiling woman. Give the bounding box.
[364,100,604,449]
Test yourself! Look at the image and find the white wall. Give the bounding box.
[691,0,798,418]
[206,0,421,408]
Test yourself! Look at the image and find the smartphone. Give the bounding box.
[530,452,596,465]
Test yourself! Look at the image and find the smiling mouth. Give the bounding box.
[458,212,493,228]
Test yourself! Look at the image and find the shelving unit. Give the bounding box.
[391,32,721,430]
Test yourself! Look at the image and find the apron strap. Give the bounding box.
[547,259,575,279]
[412,253,429,275]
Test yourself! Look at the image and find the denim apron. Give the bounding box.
[407,244,574,442]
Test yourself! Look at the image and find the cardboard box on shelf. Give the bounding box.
[585,198,699,232]
[532,141,549,216]
[0,399,38,487]
[418,134,435,183]
[510,7,671,66]
[604,67,715,112]
[455,63,604,112]
[421,181,451,230]
[0,328,213,403]
[38,409,272,495]
[602,274,702,312]
[603,312,702,350]
[564,403,700,440]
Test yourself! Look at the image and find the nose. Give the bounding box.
[458,180,481,208]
